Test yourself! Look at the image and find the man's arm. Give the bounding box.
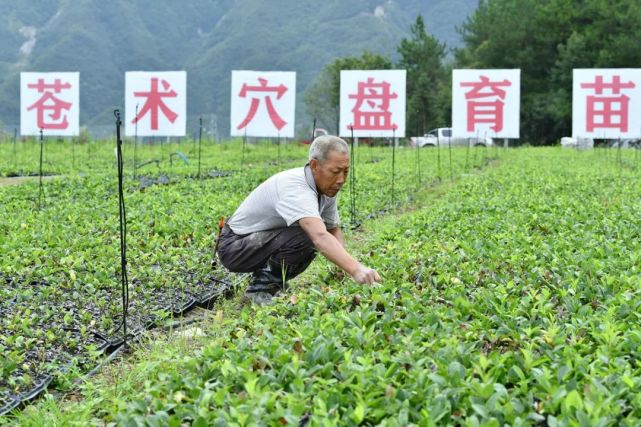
[327,226,345,247]
[299,217,380,285]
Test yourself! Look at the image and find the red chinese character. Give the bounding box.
[348,78,398,131]
[460,75,511,132]
[236,78,288,131]
[580,75,635,132]
[132,78,178,130]
[26,78,72,130]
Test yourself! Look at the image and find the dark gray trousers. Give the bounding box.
[217,224,317,279]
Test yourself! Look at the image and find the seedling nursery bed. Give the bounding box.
[0,271,235,416]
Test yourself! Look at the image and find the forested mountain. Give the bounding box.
[0,0,478,136]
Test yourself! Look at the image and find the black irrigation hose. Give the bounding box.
[114,110,129,348]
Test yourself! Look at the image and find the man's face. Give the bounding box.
[310,150,350,197]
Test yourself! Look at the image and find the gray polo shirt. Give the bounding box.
[227,165,340,235]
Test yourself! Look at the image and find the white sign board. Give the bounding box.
[573,68,641,139]
[21,72,80,136]
[125,71,186,136]
[340,70,406,138]
[230,71,296,138]
[452,69,520,138]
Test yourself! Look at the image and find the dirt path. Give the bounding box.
[0,175,58,187]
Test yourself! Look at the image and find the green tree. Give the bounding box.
[304,52,392,135]
[397,16,447,136]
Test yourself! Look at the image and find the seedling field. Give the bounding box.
[2,140,641,425]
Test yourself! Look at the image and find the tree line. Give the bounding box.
[305,0,641,145]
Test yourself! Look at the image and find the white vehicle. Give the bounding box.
[410,128,493,147]
[560,137,594,149]
[608,139,640,149]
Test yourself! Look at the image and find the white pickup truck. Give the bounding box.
[560,137,594,149]
[410,128,494,147]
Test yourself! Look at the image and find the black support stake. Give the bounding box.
[71,137,75,170]
[415,111,421,185]
[311,118,316,142]
[391,128,396,208]
[198,117,202,178]
[465,137,471,171]
[436,135,441,182]
[277,132,281,168]
[472,132,479,168]
[114,110,129,349]
[448,136,453,180]
[636,128,640,168]
[241,128,247,167]
[38,129,44,210]
[12,128,17,169]
[134,104,139,179]
[349,125,356,226]
[617,137,623,172]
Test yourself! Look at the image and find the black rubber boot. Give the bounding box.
[243,263,286,305]
[246,264,285,295]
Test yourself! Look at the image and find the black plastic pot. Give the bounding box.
[0,395,20,417]
[195,278,233,309]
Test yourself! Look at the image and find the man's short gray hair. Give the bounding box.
[309,135,349,164]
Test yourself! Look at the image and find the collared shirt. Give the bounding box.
[227,165,340,235]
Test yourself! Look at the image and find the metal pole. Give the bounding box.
[437,134,441,181]
[198,117,202,178]
[38,129,44,210]
[415,110,421,185]
[134,104,139,179]
[448,136,453,180]
[349,126,356,226]
[114,110,129,349]
[483,131,488,166]
[391,129,396,208]
[12,128,17,169]
[617,137,622,173]
[465,137,471,171]
[241,128,247,167]
[472,132,479,168]
[634,127,641,168]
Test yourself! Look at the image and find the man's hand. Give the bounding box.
[299,217,381,285]
[352,264,382,285]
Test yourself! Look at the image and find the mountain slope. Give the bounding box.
[0,0,478,136]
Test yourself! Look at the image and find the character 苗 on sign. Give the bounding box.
[572,68,641,141]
